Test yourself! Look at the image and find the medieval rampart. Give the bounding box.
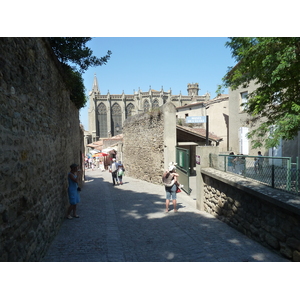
[0,37,84,261]
[122,102,176,185]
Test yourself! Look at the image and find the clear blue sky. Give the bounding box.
[80,37,237,131]
[3,2,295,133]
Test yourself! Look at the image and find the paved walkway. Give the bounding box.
[42,168,288,262]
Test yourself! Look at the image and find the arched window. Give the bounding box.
[126,103,134,118]
[152,99,159,109]
[97,103,107,138]
[112,103,122,136]
[144,99,150,112]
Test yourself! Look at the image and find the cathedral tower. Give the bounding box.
[187,83,199,96]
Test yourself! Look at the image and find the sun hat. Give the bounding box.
[169,165,176,171]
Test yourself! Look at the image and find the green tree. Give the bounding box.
[63,66,86,109]
[49,37,112,109]
[49,37,111,73]
[222,37,300,148]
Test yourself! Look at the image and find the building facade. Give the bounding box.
[176,94,229,152]
[87,75,210,141]
[228,80,300,161]
[228,80,261,156]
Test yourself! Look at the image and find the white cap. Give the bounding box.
[169,165,176,171]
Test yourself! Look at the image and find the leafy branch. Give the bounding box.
[222,37,300,148]
[49,38,112,109]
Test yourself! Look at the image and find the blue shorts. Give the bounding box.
[165,184,177,200]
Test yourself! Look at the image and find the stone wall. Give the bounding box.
[201,168,300,261]
[0,37,84,261]
[122,102,176,185]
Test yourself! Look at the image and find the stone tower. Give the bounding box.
[187,83,199,96]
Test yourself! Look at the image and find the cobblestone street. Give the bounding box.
[42,168,288,262]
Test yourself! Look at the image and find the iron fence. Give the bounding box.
[211,154,299,195]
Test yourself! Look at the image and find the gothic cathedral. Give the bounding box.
[87,74,210,141]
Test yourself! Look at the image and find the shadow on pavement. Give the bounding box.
[42,170,288,262]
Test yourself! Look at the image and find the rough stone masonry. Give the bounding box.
[201,168,300,261]
[0,37,84,261]
[122,102,176,185]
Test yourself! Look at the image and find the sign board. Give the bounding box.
[185,116,206,123]
[196,155,200,165]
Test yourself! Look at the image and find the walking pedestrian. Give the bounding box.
[109,158,119,185]
[67,163,81,219]
[233,154,241,174]
[100,158,104,171]
[162,163,181,213]
[91,158,95,171]
[254,151,264,174]
[117,161,125,185]
[239,154,246,175]
[227,152,235,172]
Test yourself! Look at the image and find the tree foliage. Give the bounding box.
[223,37,300,148]
[49,37,112,109]
[63,66,86,109]
[49,37,111,73]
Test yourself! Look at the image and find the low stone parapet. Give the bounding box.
[200,168,300,261]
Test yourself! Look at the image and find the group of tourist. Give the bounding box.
[66,157,185,218]
[67,150,266,219]
[228,151,264,175]
[109,158,125,185]
[84,156,104,171]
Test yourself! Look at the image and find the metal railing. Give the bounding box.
[209,154,299,195]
